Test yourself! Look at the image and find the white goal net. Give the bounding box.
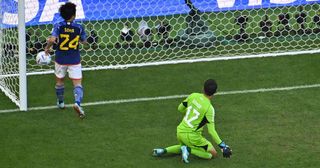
[1,0,320,109]
[0,0,20,107]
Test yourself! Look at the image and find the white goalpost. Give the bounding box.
[0,0,27,110]
[18,0,27,111]
[0,0,320,110]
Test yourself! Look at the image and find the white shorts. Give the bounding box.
[55,62,82,80]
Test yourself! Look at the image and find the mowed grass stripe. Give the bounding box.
[1,83,319,114]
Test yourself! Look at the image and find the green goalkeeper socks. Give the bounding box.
[190,148,212,159]
[165,145,212,159]
[165,145,181,154]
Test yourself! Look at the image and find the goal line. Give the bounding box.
[0,83,319,113]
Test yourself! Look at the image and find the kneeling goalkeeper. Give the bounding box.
[153,79,232,163]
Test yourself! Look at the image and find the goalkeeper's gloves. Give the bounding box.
[218,141,232,158]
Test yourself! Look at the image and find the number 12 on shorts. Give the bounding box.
[184,106,200,128]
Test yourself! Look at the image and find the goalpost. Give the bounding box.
[1,0,320,111]
[0,0,27,111]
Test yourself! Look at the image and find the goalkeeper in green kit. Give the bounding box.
[153,79,232,163]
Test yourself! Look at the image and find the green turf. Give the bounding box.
[0,54,320,167]
[26,53,320,107]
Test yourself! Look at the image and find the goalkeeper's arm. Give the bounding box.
[177,101,188,114]
[207,123,232,158]
[178,95,191,114]
[207,123,222,145]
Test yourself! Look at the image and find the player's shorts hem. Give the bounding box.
[55,63,82,79]
[55,76,65,79]
[69,77,82,80]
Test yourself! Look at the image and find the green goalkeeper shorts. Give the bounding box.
[177,132,214,152]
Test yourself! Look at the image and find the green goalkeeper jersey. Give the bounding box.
[177,93,222,145]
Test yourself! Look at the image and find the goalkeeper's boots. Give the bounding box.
[73,103,85,119]
[57,100,65,109]
[153,148,165,157]
[180,145,189,164]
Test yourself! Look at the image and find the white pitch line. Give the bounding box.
[1,83,320,113]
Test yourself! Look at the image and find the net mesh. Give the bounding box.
[24,1,320,73]
[0,0,20,106]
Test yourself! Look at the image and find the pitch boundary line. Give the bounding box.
[1,83,320,113]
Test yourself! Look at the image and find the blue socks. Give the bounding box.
[55,85,64,103]
[74,85,83,106]
[56,84,84,106]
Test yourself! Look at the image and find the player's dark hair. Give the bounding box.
[59,2,76,21]
[204,79,217,96]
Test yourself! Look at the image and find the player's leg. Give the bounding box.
[166,145,182,154]
[72,79,85,118]
[68,64,85,118]
[153,145,181,156]
[189,135,217,159]
[180,132,217,161]
[189,146,217,159]
[153,133,183,156]
[162,132,189,155]
[72,79,83,106]
[56,77,65,109]
[55,63,67,109]
[177,132,191,163]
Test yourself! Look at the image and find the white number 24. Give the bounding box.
[184,106,200,128]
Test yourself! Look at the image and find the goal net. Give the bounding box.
[0,0,20,107]
[1,0,320,109]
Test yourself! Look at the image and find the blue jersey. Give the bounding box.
[52,21,86,65]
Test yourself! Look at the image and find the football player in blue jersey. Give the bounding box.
[44,2,87,119]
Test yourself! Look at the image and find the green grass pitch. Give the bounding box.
[0,54,320,167]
